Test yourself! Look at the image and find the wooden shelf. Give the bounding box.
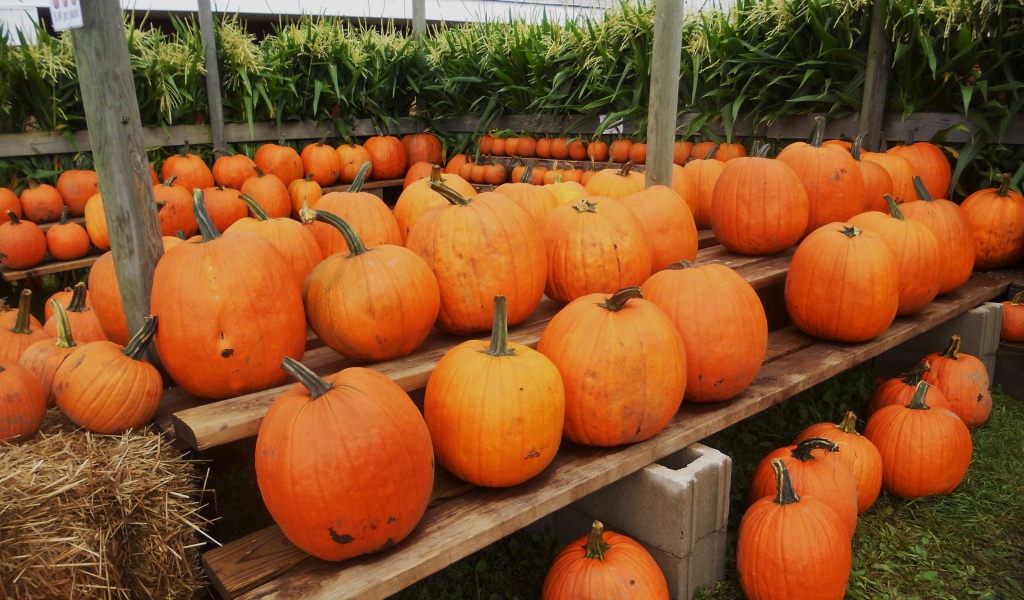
[320,178,405,194]
[0,252,100,282]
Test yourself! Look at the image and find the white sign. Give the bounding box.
[50,0,84,32]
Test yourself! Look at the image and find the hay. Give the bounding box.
[0,410,214,600]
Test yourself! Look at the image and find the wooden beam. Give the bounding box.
[198,0,225,150]
[0,253,100,282]
[70,0,163,340]
[859,0,891,151]
[645,0,686,187]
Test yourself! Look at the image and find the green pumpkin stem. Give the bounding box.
[912,175,933,201]
[997,174,1012,197]
[49,300,76,349]
[790,437,840,461]
[281,356,332,400]
[1011,290,1024,306]
[6,210,21,225]
[883,195,906,220]
[482,296,516,357]
[901,361,931,385]
[907,380,933,410]
[313,210,367,257]
[572,198,598,214]
[851,132,868,160]
[192,189,221,241]
[59,206,70,225]
[583,521,612,561]
[304,173,315,183]
[253,166,266,178]
[810,116,827,147]
[12,289,33,334]
[940,334,961,360]
[176,230,187,240]
[347,161,372,193]
[67,282,88,313]
[836,411,861,435]
[316,134,329,147]
[163,175,178,187]
[519,164,534,184]
[238,193,271,221]
[122,316,158,360]
[665,260,694,271]
[599,286,644,312]
[841,224,861,238]
[180,141,191,157]
[429,180,471,206]
[771,458,800,505]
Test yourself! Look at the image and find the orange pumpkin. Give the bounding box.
[494,167,559,226]
[691,141,718,160]
[226,194,323,290]
[544,176,589,206]
[336,143,374,183]
[401,132,443,166]
[393,164,476,244]
[887,139,951,201]
[83,191,110,250]
[714,142,747,162]
[19,181,64,224]
[618,185,698,271]
[0,211,47,269]
[55,168,99,217]
[868,363,950,416]
[300,137,343,186]
[44,287,90,322]
[920,334,992,427]
[673,140,694,164]
[517,137,538,158]
[0,188,22,223]
[1001,291,1024,342]
[43,282,106,344]
[794,412,883,513]
[239,167,291,219]
[0,290,52,363]
[199,186,249,233]
[212,150,257,190]
[153,176,199,238]
[402,161,436,189]
[287,174,323,219]
[587,140,610,162]
[0,361,47,443]
[311,162,402,255]
[584,162,645,199]
[682,149,726,229]
[254,142,304,186]
[851,133,894,213]
[608,138,632,163]
[960,175,1024,270]
[899,176,975,295]
[363,135,407,180]
[19,299,78,406]
[161,142,215,191]
[479,134,494,155]
[627,142,647,164]
[860,149,915,204]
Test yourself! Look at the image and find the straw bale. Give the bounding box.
[0,410,213,599]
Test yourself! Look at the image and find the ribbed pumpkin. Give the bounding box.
[1002,291,1024,342]
[402,161,436,189]
[407,182,547,334]
[212,149,257,190]
[868,363,950,416]
[150,190,306,399]
[517,136,538,158]
[0,361,47,443]
[747,437,858,539]
[153,176,199,238]
[53,316,162,434]
[711,145,810,255]
[425,296,564,486]
[544,177,589,206]
[0,211,46,269]
[850,133,894,213]
[255,358,433,561]
[0,188,22,223]
[254,142,304,186]
[864,380,973,499]
[19,300,77,406]
[542,521,670,600]
[540,198,652,304]
[691,141,717,160]
[860,148,915,204]
[627,142,647,164]
[607,138,631,162]
[44,287,90,321]
[536,287,686,446]
[584,162,645,199]
[300,137,343,186]
[161,142,215,191]
[737,459,853,600]
[887,138,951,201]
[19,181,64,223]
[401,132,443,166]
[83,191,111,250]
[794,412,883,513]
[960,175,1024,270]
[363,135,407,180]
[336,142,374,183]
[494,166,559,226]
[682,147,726,229]
[393,165,477,244]
[311,162,402,255]
[669,163,697,210]
[199,186,249,233]
[566,140,586,161]
[643,261,767,402]
[920,334,992,427]
[55,167,99,216]
[287,174,323,219]
[43,282,106,344]
[44,207,90,261]
[714,142,748,162]
[618,185,698,271]
[588,140,610,162]
[850,195,942,315]
[776,117,865,236]
[225,194,323,290]
[239,167,291,219]
[899,176,975,295]
[0,290,51,362]
[303,210,439,362]
[785,223,899,342]
[673,139,694,164]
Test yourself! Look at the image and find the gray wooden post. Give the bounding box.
[198,0,225,149]
[859,0,891,151]
[412,0,427,127]
[70,0,163,341]
[645,0,686,187]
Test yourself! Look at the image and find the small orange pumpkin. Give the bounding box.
[19,181,64,223]
[153,176,199,238]
[920,334,992,427]
[212,149,257,190]
[1001,291,1024,342]
[0,188,22,223]
[393,164,477,244]
[794,411,883,513]
[363,135,407,180]
[161,142,215,191]
[583,161,645,199]
[0,211,47,269]
[867,363,950,416]
[960,175,1024,270]
[0,361,47,443]
[239,167,292,219]
[55,167,99,217]
[0,290,52,363]
[300,136,343,186]
[43,282,107,344]
[336,143,374,183]
[19,299,78,406]
[287,174,323,219]
[254,142,304,186]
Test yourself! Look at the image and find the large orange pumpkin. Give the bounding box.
[583,162,645,199]
[860,149,915,205]
[19,299,77,406]
[618,185,698,271]
[19,181,64,224]
[794,412,883,513]
[303,210,439,363]
[153,176,199,238]
[542,521,670,599]
[312,162,402,255]
[0,290,52,363]
[161,142,215,191]
[150,190,306,399]
[960,175,1024,270]
[537,287,686,446]
[254,142,304,186]
[393,165,476,244]
[0,211,47,269]
[225,194,323,291]
[255,358,433,561]
[887,138,951,201]
[44,287,90,322]
[43,282,107,344]
[785,223,899,342]
[211,149,257,190]
[899,176,975,295]
[425,296,564,487]
[363,135,407,180]
[55,167,99,217]
[401,132,443,166]
[0,361,47,443]
[239,167,291,219]
[644,261,767,402]
[920,334,992,428]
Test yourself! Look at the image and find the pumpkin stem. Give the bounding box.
[482,296,516,357]
[347,161,372,193]
[617,161,635,177]
[253,166,266,178]
[907,380,933,410]
[583,521,612,561]
[790,437,840,461]
[904,130,916,145]
[752,143,771,158]
[771,458,800,505]
[313,210,367,257]
[122,315,158,360]
[518,164,534,184]
[912,175,933,201]
[665,260,694,271]
[883,195,906,220]
[429,180,471,206]
[901,360,931,385]
[851,132,868,160]
[553,174,564,185]
[176,230,187,240]
[1011,290,1024,306]
[571,198,598,214]
[192,189,222,241]
[180,141,191,157]
[840,224,861,238]
[316,133,329,147]
[238,193,271,221]
[599,286,644,312]
[67,282,89,313]
[940,334,961,360]
[705,145,720,160]
[301,173,313,183]
[59,206,70,225]
[11,289,33,334]
[810,116,827,148]
[997,174,1012,197]
[163,175,179,187]
[281,356,333,401]
[6,210,21,225]
[836,411,861,435]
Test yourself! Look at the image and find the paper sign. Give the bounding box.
[598,114,624,135]
[50,0,84,32]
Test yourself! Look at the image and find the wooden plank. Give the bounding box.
[645,0,686,188]
[859,0,892,151]
[0,248,101,283]
[211,270,1013,600]
[320,179,405,194]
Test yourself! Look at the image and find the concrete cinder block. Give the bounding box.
[874,302,1003,378]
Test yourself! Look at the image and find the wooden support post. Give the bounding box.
[646,0,686,188]
[859,0,891,151]
[412,0,427,127]
[70,0,163,340]
[198,0,225,149]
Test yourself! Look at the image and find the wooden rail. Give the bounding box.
[0,252,101,282]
